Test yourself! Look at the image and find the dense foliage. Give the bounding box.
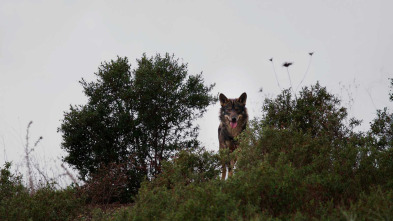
[128,82,393,220]
[58,54,216,201]
[0,163,84,221]
[3,77,392,220]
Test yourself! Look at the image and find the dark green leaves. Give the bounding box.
[58,53,216,201]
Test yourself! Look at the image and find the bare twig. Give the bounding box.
[33,162,49,184]
[365,87,377,110]
[296,52,314,92]
[283,62,294,95]
[61,163,78,184]
[25,121,35,193]
[269,58,281,90]
[34,136,43,147]
[23,121,46,193]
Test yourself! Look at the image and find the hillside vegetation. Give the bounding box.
[1,60,392,220]
[127,82,393,220]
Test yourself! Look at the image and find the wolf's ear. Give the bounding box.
[238,92,247,105]
[219,93,228,106]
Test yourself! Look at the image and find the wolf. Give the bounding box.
[218,92,248,179]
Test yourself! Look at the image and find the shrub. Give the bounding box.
[341,187,393,220]
[0,163,85,221]
[127,82,393,220]
[0,162,29,220]
[129,149,239,221]
[82,161,130,205]
[59,54,217,202]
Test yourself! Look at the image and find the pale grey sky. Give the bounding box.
[1,0,392,184]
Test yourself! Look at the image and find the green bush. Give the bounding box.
[59,54,217,202]
[127,82,393,220]
[341,187,393,220]
[2,81,391,220]
[0,162,29,220]
[130,149,240,221]
[0,163,85,221]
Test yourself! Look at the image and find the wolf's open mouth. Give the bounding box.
[230,122,237,128]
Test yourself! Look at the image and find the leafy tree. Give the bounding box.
[132,54,216,177]
[369,78,393,150]
[262,82,359,138]
[58,53,216,200]
[367,78,393,189]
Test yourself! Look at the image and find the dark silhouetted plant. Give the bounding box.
[127,81,393,220]
[58,53,216,201]
[0,163,84,221]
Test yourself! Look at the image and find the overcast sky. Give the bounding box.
[1,0,392,182]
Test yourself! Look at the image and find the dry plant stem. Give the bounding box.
[286,67,294,95]
[25,121,34,193]
[24,121,43,193]
[33,163,49,184]
[61,163,78,184]
[271,61,281,90]
[296,56,313,92]
[365,88,377,110]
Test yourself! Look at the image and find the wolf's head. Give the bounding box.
[219,93,247,129]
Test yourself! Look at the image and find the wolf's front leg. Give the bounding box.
[221,163,227,180]
[228,159,235,177]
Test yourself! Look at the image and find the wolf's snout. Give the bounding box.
[230,117,238,129]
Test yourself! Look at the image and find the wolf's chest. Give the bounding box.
[227,126,242,137]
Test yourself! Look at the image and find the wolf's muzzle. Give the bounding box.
[230,117,238,128]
